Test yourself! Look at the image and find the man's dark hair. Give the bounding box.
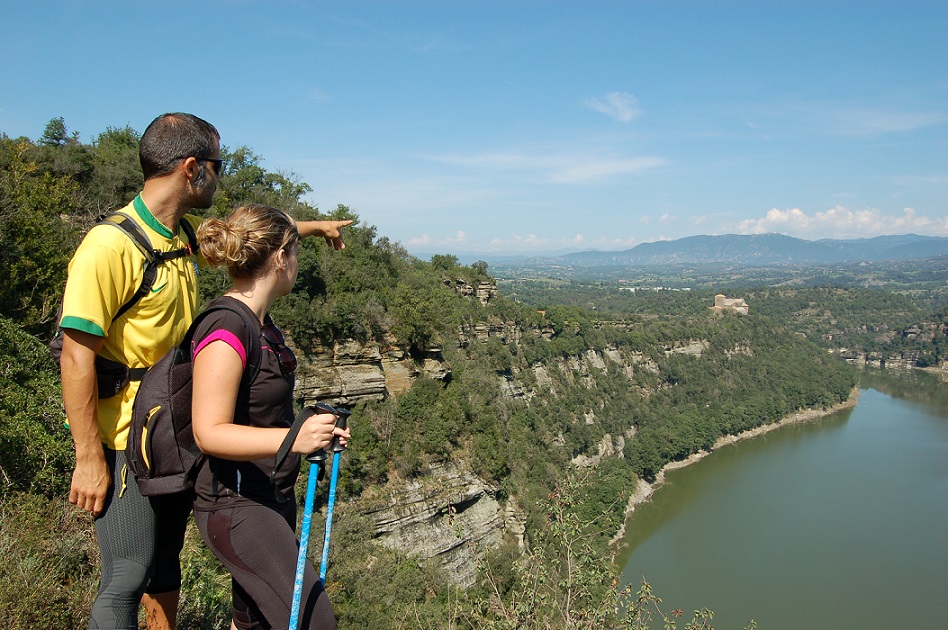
[139,113,220,180]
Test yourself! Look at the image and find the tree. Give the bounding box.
[39,117,69,147]
[389,270,458,348]
[0,138,80,334]
[211,145,313,216]
[87,125,142,214]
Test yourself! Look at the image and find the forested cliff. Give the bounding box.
[1,120,856,628]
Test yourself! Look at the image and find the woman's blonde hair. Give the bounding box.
[197,204,299,279]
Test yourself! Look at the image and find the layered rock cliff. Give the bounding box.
[357,461,524,587]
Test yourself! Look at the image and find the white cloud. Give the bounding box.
[406,231,467,249]
[595,235,641,250]
[550,156,666,184]
[429,151,665,184]
[833,109,947,135]
[445,230,467,245]
[307,88,331,103]
[485,233,573,252]
[405,234,433,247]
[584,92,641,122]
[737,206,948,238]
[478,232,645,254]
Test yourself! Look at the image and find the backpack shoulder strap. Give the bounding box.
[178,216,199,254]
[154,218,198,263]
[272,407,324,503]
[188,299,264,385]
[101,212,199,322]
[100,211,156,263]
[99,212,159,322]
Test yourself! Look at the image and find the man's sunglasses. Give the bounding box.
[196,157,224,176]
[174,155,225,176]
[262,322,297,374]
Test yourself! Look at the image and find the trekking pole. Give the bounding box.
[289,403,336,630]
[319,407,350,584]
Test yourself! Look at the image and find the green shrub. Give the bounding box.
[0,493,97,629]
[0,318,72,498]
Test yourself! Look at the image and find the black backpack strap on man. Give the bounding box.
[49,212,199,394]
[102,212,199,324]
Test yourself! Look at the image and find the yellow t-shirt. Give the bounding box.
[60,195,204,449]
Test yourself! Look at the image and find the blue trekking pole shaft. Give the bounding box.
[320,409,350,584]
[289,403,335,630]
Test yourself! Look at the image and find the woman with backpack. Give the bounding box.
[190,204,349,630]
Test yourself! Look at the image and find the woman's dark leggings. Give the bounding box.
[194,502,336,630]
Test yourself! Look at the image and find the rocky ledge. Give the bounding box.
[356,461,524,587]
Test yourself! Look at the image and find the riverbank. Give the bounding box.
[611,387,860,545]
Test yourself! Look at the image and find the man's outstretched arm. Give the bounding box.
[295,219,353,250]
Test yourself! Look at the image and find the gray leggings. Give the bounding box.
[88,447,191,629]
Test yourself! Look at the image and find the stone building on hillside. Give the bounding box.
[711,294,749,314]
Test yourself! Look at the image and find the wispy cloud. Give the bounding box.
[734,99,947,139]
[892,173,948,187]
[832,108,947,136]
[477,232,645,254]
[406,230,468,249]
[307,87,331,103]
[429,150,665,184]
[551,156,666,184]
[583,91,641,122]
[737,206,948,238]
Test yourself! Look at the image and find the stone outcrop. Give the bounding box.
[293,334,449,407]
[293,279,500,407]
[448,278,498,306]
[665,339,709,357]
[495,346,660,402]
[358,461,523,587]
[571,433,625,468]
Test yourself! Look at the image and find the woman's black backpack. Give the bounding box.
[125,301,262,496]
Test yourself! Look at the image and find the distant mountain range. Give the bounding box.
[536,233,948,268]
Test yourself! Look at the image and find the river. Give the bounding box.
[618,368,948,629]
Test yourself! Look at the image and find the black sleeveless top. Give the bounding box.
[190,297,298,510]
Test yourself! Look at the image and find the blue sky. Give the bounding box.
[2,1,945,256]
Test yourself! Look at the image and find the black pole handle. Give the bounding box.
[305,403,350,462]
[330,408,351,453]
[305,403,335,463]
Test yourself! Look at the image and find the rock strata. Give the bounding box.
[359,462,522,587]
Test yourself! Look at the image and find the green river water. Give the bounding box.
[618,369,948,629]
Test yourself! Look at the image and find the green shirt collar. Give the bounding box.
[133,194,175,239]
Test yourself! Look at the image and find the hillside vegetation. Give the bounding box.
[1,120,857,629]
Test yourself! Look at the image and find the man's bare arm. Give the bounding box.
[294,219,353,250]
[60,329,110,516]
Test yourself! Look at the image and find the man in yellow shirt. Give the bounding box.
[59,113,349,630]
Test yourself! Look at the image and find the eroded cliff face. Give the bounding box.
[357,461,524,587]
[293,333,449,407]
